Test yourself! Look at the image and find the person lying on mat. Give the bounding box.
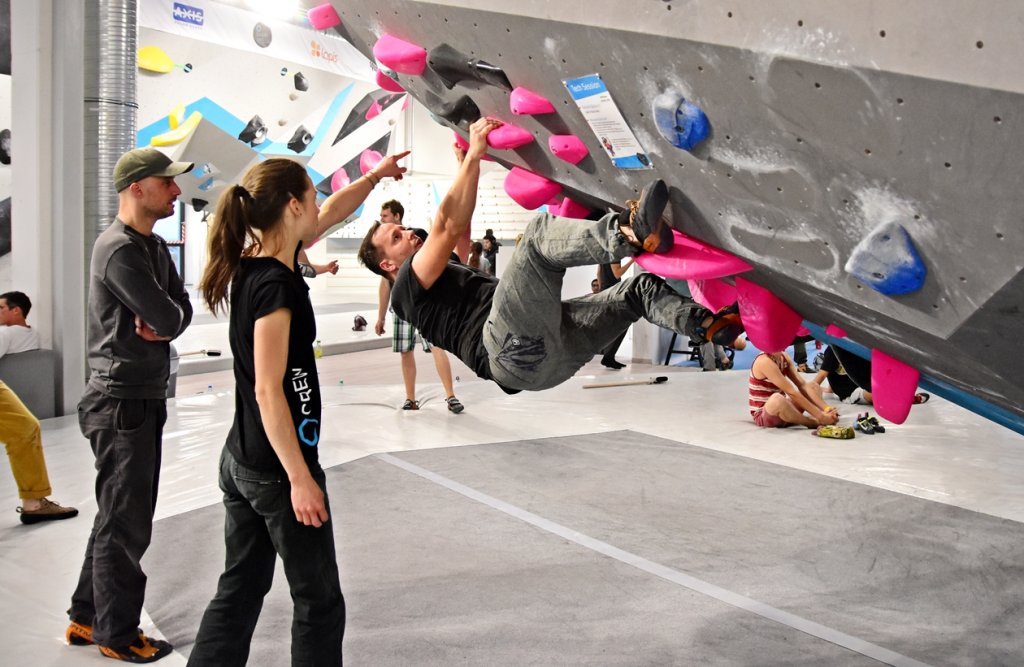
[749,350,839,429]
[357,117,743,394]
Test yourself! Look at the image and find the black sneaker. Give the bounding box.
[446,396,465,414]
[18,498,78,525]
[601,358,626,369]
[98,631,173,663]
[622,179,672,254]
[686,305,745,346]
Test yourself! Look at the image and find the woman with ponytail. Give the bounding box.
[189,152,408,667]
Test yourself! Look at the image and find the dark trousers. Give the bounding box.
[601,329,628,363]
[69,386,166,647]
[187,449,345,667]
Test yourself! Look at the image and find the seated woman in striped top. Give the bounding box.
[749,350,839,429]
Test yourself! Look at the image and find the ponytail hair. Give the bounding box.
[200,158,310,314]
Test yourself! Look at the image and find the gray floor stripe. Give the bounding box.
[376,452,933,667]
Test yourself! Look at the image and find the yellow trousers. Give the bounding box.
[0,380,52,499]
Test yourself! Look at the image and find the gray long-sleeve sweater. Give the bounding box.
[86,218,192,399]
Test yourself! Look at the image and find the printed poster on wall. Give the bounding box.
[563,73,652,170]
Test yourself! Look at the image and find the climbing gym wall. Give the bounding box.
[316,0,1024,431]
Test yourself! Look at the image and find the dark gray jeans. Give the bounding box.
[69,386,166,647]
[187,449,345,667]
[483,212,703,391]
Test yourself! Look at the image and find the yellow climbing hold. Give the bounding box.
[150,111,202,146]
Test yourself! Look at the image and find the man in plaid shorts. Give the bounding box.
[374,200,464,413]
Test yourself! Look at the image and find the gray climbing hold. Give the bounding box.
[845,221,927,296]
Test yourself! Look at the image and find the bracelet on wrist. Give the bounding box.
[365,171,380,186]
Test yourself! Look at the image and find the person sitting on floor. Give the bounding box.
[0,291,78,524]
[812,345,930,406]
[749,349,839,429]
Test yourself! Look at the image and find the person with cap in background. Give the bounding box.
[66,147,194,663]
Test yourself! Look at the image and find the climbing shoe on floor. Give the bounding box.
[866,414,885,433]
[446,396,465,414]
[66,620,94,646]
[621,179,672,254]
[814,425,855,439]
[98,631,173,663]
[402,399,419,411]
[854,413,876,434]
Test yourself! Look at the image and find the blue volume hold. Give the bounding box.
[652,91,710,151]
[844,221,927,296]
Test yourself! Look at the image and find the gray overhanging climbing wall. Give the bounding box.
[325,0,1024,427]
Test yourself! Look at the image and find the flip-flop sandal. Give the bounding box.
[913,392,931,404]
[814,425,855,439]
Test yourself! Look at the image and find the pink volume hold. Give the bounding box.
[510,87,555,115]
[375,69,404,92]
[307,3,341,30]
[548,135,589,164]
[734,277,803,353]
[372,34,427,76]
[870,349,921,424]
[487,123,535,150]
[504,167,561,210]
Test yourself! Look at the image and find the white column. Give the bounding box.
[11,0,87,415]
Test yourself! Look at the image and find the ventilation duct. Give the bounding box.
[83,0,138,255]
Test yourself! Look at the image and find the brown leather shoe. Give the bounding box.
[18,498,78,525]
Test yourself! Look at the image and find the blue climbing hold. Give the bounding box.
[652,91,710,151]
[844,221,927,296]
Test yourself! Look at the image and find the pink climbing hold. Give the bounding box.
[510,87,555,115]
[825,324,848,338]
[359,149,383,175]
[635,230,753,281]
[375,69,404,92]
[330,168,351,192]
[870,349,920,424]
[453,131,493,161]
[487,123,534,150]
[734,277,803,353]
[365,100,383,121]
[548,135,589,164]
[504,167,561,210]
[307,3,341,30]
[796,326,811,337]
[688,278,737,313]
[372,34,427,76]
[557,197,591,219]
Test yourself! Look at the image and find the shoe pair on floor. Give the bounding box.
[855,413,886,434]
[402,397,465,413]
[67,621,172,663]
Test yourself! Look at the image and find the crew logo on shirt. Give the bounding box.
[291,367,319,446]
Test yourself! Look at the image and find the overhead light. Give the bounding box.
[246,0,300,21]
